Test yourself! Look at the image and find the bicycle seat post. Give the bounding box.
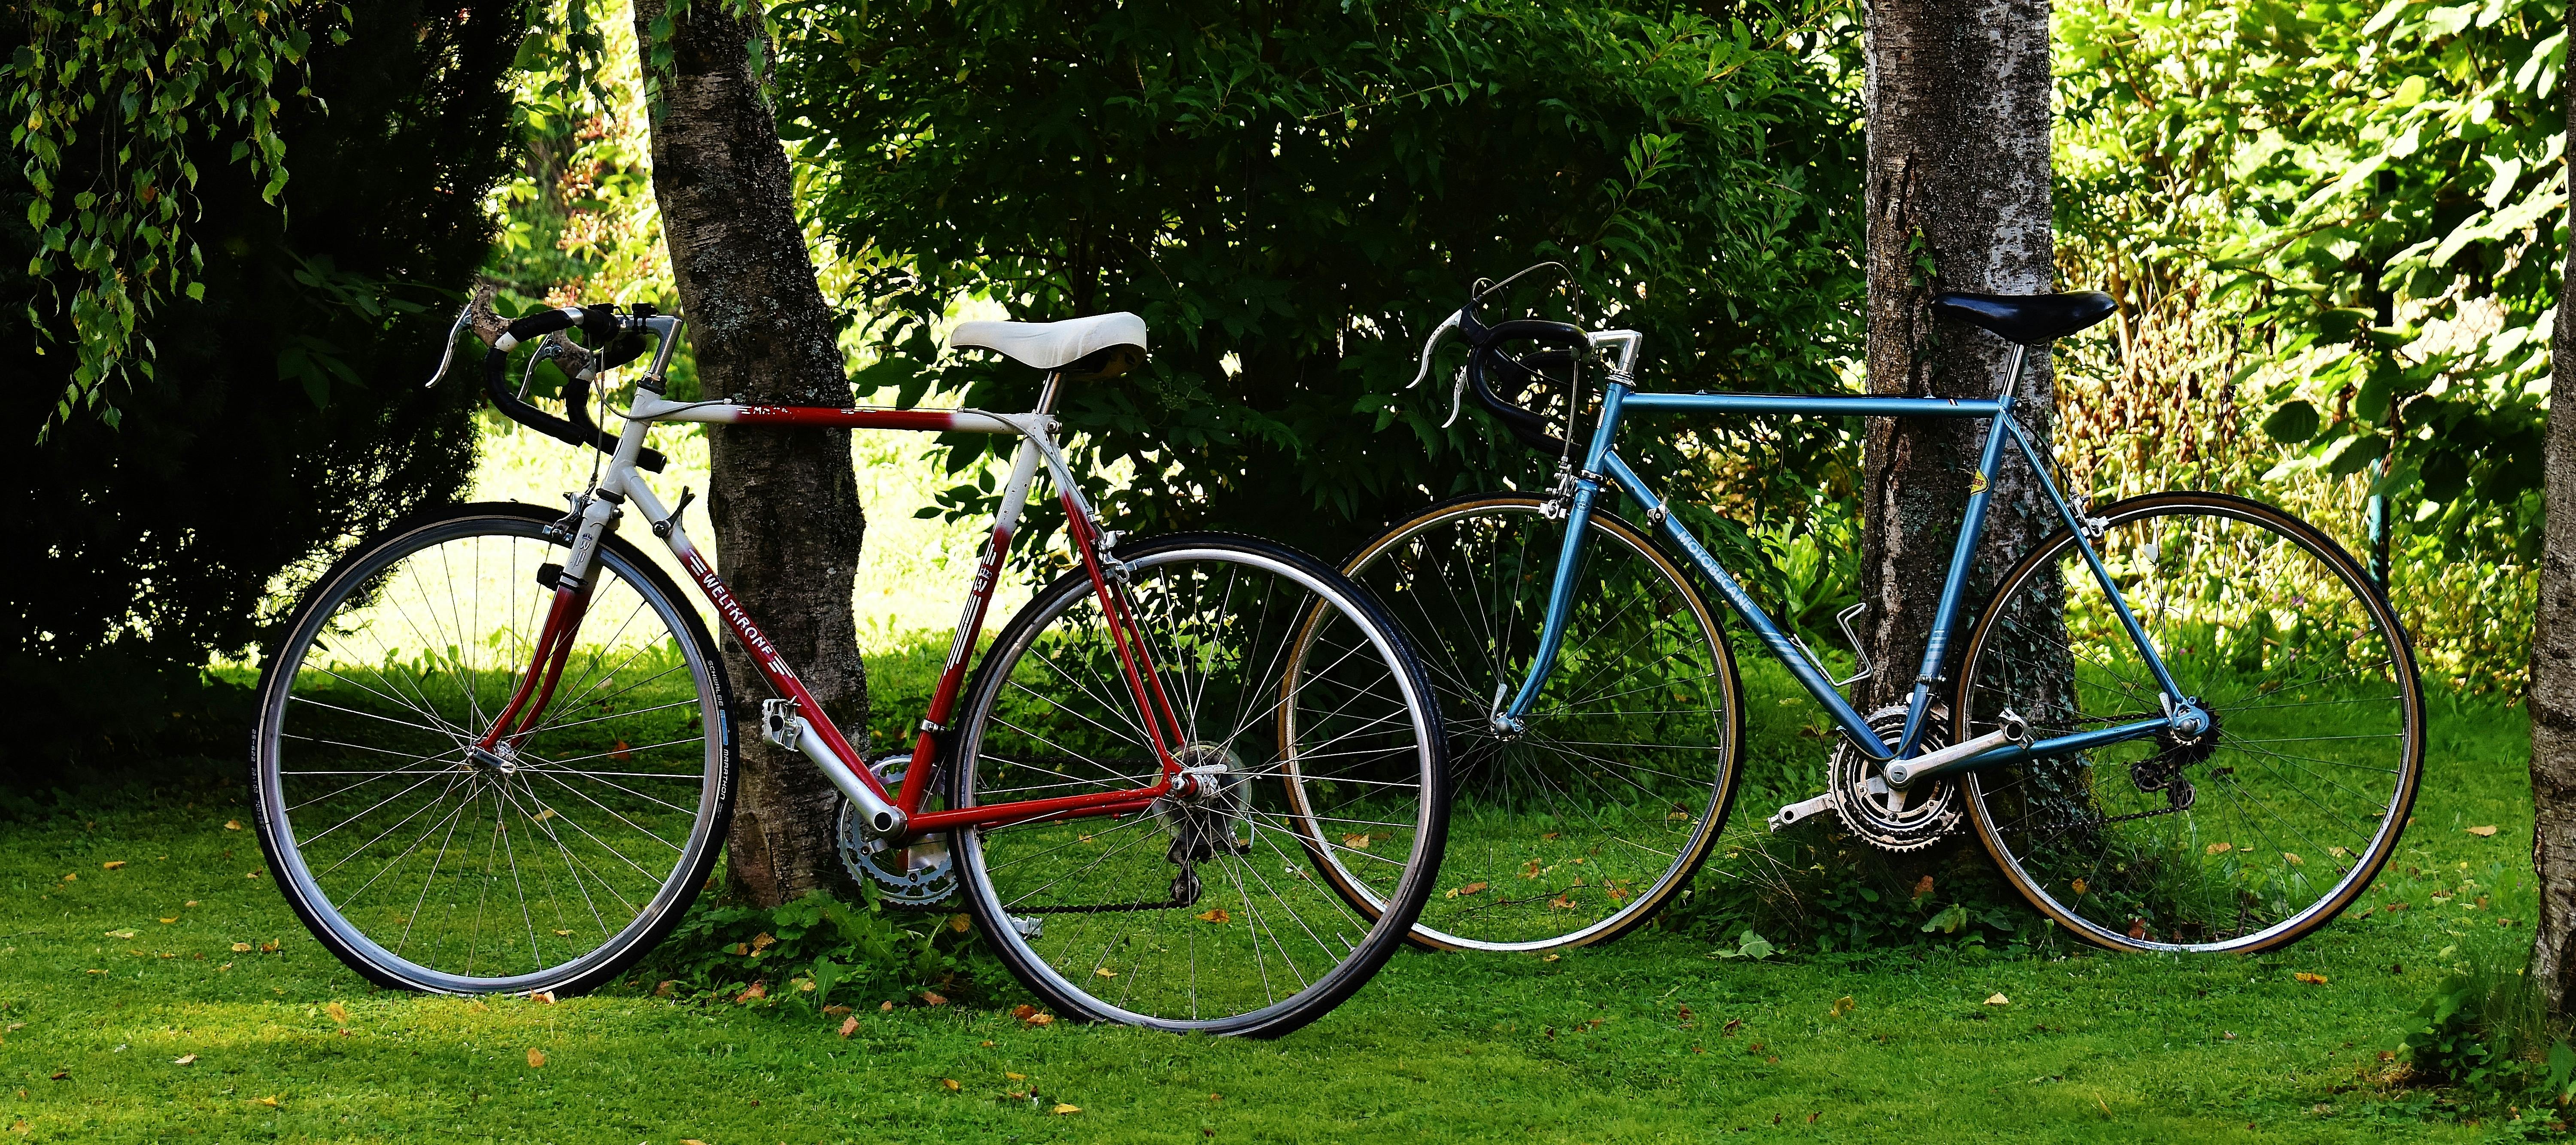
[1995,343,2029,401]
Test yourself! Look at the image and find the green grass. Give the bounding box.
[0,681,2542,1143]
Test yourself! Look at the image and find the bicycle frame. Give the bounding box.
[1499,338,2208,781]
[490,318,1190,844]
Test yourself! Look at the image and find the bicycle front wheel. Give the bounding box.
[1957,492,2423,954]
[947,534,1448,1037]
[251,504,733,995]
[1327,495,1742,953]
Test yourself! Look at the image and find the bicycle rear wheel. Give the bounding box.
[1325,495,1742,953]
[1957,492,2423,954]
[251,503,732,994]
[947,534,1447,1036]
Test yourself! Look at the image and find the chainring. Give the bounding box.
[1831,704,1964,853]
[835,751,957,907]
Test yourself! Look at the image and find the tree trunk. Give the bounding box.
[2526,11,2576,1014]
[1857,0,2059,716]
[636,0,865,907]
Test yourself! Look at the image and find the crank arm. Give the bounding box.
[1767,792,1838,833]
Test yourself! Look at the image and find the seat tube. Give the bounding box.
[1895,385,2021,758]
[1500,380,1631,730]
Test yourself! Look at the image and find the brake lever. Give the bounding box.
[423,301,474,389]
[1405,308,1475,429]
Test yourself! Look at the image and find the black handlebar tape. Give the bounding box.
[505,308,580,343]
[480,347,666,472]
[1464,319,1595,457]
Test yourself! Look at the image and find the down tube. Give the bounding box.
[1595,453,1888,756]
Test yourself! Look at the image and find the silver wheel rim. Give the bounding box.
[952,544,1440,1030]
[256,515,726,992]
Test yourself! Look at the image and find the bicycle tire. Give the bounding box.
[1956,492,2424,954]
[1325,494,1744,953]
[251,502,735,995]
[946,533,1449,1036]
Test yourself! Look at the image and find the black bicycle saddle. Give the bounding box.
[1930,291,2116,345]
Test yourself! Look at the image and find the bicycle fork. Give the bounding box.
[472,486,626,761]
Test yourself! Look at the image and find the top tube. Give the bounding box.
[1619,390,2002,418]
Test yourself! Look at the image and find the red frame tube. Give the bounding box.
[477,586,590,751]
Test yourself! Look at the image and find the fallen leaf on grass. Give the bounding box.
[1094,968,1117,979]
[45,1074,64,1082]
[2071,878,2089,895]
[1549,896,1577,910]
[736,982,767,1003]
[158,917,176,924]
[171,1054,196,1066]
[325,1001,348,1025]
[1913,875,1936,899]
[59,874,73,882]
[258,942,276,954]
[1025,1013,1054,1027]
[103,930,135,940]
[949,914,972,933]
[2468,826,2499,837]
[2127,920,2149,941]
[838,1016,860,1039]
[680,1139,708,1145]
[101,861,125,870]
[1541,954,1561,963]
[656,981,677,997]
[2283,853,2303,866]
[1830,996,1855,1017]
[231,943,252,952]
[552,929,571,937]
[880,1000,894,1012]
[920,990,949,1006]
[255,1096,279,1108]
[609,741,633,762]
[1667,810,1691,822]
[1195,908,1230,923]
[2206,842,2233,855]
[2294,972,2329,985]
[749,932,778,953]
[822,1005,852,1017]
[1445,881,1488,899]
[1341,833,1373,850]
[1053,1104,1082,1115]
[532,808,557,823]
[1006,1072,1027,1081]
[526,1048,545,1068]
[942,1078,960,1091]
[225,821,242,831]
[1986,993,2010,1006]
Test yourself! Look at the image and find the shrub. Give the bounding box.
[0,0,516,779]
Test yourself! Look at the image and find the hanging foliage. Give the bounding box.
[3,0,332,431]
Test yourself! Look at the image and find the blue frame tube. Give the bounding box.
[1496,377,2187,765]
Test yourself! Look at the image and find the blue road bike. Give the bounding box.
[1312,274,2424,956]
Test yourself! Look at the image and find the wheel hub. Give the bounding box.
[464,744,519,776]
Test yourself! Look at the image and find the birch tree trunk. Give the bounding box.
[2525,12,2576,1014]
[1857,0,2060,715]
[636,0,865,906]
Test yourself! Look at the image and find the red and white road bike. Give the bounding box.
[251,300,1449,1036]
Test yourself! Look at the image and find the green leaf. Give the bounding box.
[2261,400,2320,443]
[2326,434,2390,478]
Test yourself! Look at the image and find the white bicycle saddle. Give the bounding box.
[951,312,1148,373]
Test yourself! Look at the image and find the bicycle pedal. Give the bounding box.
[1767,792,1838,834]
